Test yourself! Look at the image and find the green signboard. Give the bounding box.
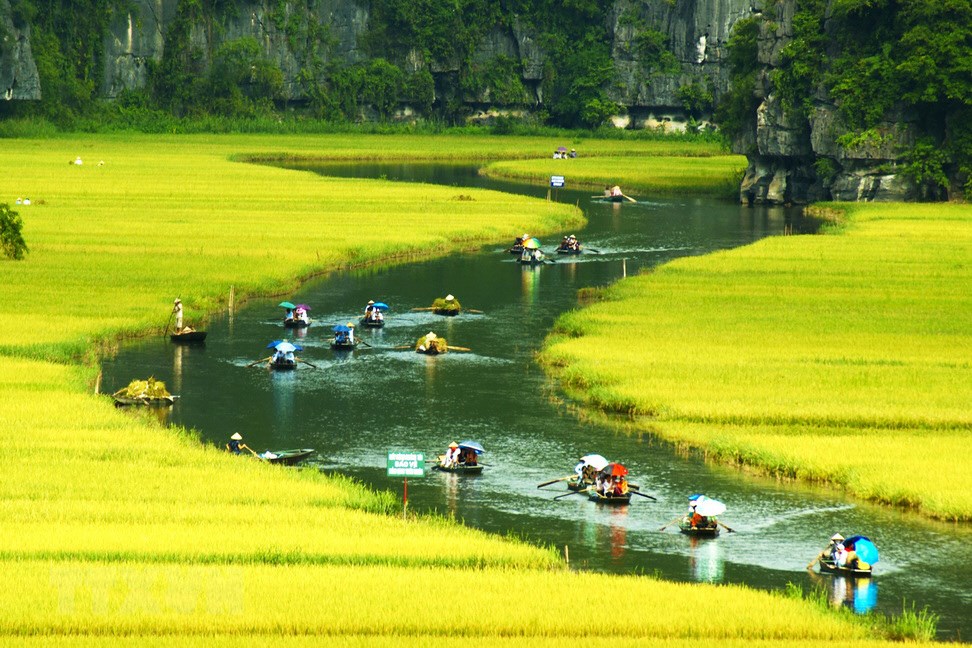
[387,452,425,477]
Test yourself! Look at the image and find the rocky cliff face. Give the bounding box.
[609,0,755,129]
[3,0,756,127]
[0,0,40,101]
[737,0,918,205]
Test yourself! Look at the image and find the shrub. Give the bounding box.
[0,203,28,260]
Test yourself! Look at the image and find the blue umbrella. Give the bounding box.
[458,440,485,454]
[373,302,390,311]
[279,301,296,309]
[267,341,302,352]
[333,324,351,333]
[845,535,879,564]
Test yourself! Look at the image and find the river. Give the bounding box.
[101,162,971,639]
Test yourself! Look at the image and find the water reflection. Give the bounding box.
[688,537,725,583]
[521,265,541,304]
[808,571,879,614]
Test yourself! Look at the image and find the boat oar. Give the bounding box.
[630,490,657,501]
[411,307,435,312]
[717,520,736,533]
[554,487,590,500]
[543,258,556,264]
[621,193,637,203]
[162,310,174,337]
[466,309,485,314]
[537,475,575,489]
[659,516,683,531]
[297,357,318,369]
[586,247,602,254]
[448,346,473,352]
[357,339,373,348]
[392,345,414,350]
[247,356,273,368]
[807,555,821,570]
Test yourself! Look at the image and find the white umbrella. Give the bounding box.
[275,342,298,353]
[694,498,726,517]
[578,454,610,471]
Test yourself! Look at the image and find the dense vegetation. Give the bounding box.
[720,0,972,197]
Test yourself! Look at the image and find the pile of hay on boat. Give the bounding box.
[113,377,174,404]
[416,333,448,354]
[431,294,461,315]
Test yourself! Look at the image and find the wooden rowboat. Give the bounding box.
[170,330,207,342]
[517,257,546,266]
[678,519,720,537]
[330,339,359,350]
[361,318,385,328]
[819,559,872,577]
[588,490,631,505]
[269,359,297,370]
[556,247,583,254]
[432,455,484,474]
[568,476,640,492]
[261,448,315,465]
[283,319,310,328]
[432,308,460,316]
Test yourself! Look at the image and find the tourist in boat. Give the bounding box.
[283,307,295,323]
[837,539,870,571]
[461,446,478,466]
[294,306,309,325]
[569,148,577,158]
[610,185,623,197]
[226,432,252,455]
[604,186,612,197]
[347,323,355,345]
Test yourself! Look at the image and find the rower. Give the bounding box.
[442,441,460,467]
[172,298,194,334]
[810,533,845,567]
[226,432,252,455]
[365,300,375,320]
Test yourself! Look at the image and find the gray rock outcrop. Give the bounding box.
[736,0,919,205]
[0,0,40,101]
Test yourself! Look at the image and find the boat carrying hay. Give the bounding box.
[416,332,448,354]
[431,294,461,315]
[112,377,175,406]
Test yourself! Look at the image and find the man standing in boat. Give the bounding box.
[172,298,194,335]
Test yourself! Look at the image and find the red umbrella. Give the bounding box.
[601,463,628,477]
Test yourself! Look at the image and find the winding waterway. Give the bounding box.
[102,163,971,639]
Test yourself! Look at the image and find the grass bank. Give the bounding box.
[0,134,902,642]
[481,153,745,196]
[542,203,972,522]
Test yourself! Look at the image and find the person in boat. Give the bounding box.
[347,323,355,344]
[442,442,460,468]
[418,331,440,353]
[611,476,629,496]
[811,533,845,567]
[461,446,478,466]
[837,539,870,571]
[569,148,577,158]
[226,432,252,455]
[364,300,375,320]
[566,235,579,251]
[610,185,623,197]
[604,185,612,197]
[172,298,194,334]
[335,329,349,344]
[294,306,309,324]
[686,499,709,528]
[284,306,295,323]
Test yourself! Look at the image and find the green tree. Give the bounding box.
[0,204,28,261]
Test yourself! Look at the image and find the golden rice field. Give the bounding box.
[481,154,746,195]
[0,134,905,642]
[543,202,972,521]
